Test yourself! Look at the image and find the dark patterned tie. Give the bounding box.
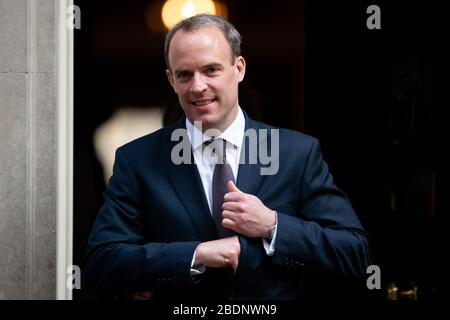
[209,138,236,238]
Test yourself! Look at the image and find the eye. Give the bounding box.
[176,70,192,82]
[177,71,188,78]
[205,66,221,74]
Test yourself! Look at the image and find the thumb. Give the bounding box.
[227,180,240,193]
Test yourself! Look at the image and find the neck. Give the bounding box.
[205,106,239,134]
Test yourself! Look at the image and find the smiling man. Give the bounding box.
[84,14,371,300]
[166,25,245,133]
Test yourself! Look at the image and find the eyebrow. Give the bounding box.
[174,63,224,76]
[203,63,223,70]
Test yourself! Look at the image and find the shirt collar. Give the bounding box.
[186,106,245,151]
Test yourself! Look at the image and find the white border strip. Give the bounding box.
[56,0,74,300]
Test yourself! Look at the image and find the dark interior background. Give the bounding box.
[74,0,446,300]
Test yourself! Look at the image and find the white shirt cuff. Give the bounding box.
[262,211,278,256]
[190,248,206,275]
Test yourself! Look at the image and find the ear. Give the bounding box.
[235,56,246,83]
[166,69,177,93]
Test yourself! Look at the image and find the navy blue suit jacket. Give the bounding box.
[84,113,371,299]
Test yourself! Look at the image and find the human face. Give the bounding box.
[166,27,246,132]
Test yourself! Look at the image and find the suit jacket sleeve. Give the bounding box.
[271,138,371,279]
[84,148,199,292]
[237,138,371,284]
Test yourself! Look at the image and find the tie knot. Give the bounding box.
[204,138,228,164]
[203,136,215,146]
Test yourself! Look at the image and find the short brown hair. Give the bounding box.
[164,14,242,68]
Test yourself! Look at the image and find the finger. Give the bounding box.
[222,210,233,220]
[222,202,241,211]
[223,191,244,202]
[222,218,237,230]
[227,180,240,193]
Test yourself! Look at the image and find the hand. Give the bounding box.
[193,236,240,272]
[222,181,276,238]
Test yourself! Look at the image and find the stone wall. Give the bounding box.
[0,0,57,299]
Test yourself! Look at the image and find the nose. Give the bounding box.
[190,73,207,94]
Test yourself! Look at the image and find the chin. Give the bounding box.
[189,110,215,123]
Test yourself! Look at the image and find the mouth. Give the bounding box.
[190,98,217,107]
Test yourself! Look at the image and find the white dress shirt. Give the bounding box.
[185,107,277,273]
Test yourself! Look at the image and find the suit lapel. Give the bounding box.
[161,118,217,241]
[160,112,267,240]
[236,113,266,196]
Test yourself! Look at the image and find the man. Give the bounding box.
[84,14,371,300]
